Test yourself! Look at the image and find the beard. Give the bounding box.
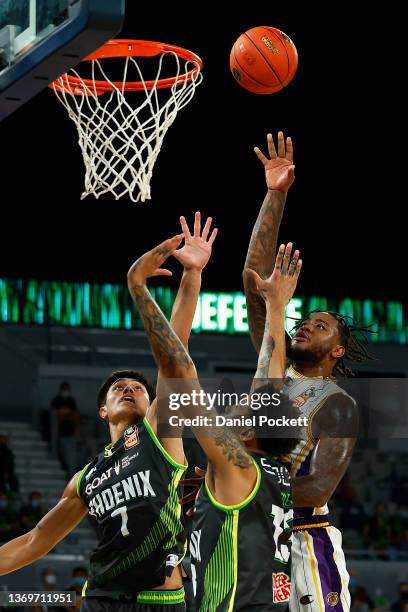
[287,343,327,363]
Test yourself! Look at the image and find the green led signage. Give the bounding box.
[0,278,406,344]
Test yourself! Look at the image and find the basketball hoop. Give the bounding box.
[50,39,203,203]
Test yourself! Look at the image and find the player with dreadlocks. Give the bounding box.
[242,131,375,611]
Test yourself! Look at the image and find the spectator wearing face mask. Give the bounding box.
[19,492,46,532]
[0,434,19,493]
[391,583,408,612]
[32,568,60,612]
[64,567,88,610]
[51,383,77,411]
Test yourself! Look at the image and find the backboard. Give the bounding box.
[0,0,125,121]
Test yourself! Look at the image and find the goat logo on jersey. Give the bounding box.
[124,425,140,449]
[272,572,291,603]
[292,386,316,408]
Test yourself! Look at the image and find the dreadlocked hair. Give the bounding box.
[291,311,377,377]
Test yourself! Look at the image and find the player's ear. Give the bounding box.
[99,405,108,421]
[331,345,345,359]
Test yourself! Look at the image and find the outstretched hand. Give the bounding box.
[173,212,218,271]
[254,131,295,193]
[245,243,302,306]
[127,234,184,288]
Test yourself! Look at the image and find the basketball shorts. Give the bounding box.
[289,524,350,612]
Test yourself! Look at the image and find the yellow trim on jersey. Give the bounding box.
[76,463,91,497]
[143,417,187,470]
[227,511,239,612]
[293,522,329,531]
[290,440,314,477]
[303,531,324,612]
[82,580,88,597]
[204,458,261,512]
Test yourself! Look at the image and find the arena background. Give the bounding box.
[0,1,407,611]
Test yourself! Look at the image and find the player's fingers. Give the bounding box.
[181,491,198,506]
[287,165,295,180]
[156,234,184,259]
[254,146,269,165]
[181,477,203,487]
[186,506,197,518]
[245,268,264,291]
[267,133,277,158]
[195,467,207,477]
[288,250,300,276]
[286,136,294,162]
[281,243,293,274]
[294,259,303,278]
[208,227,218,246]
[277,131,285,158]
[274,244,285,271]
[193,211,201,237]
[180,216,192,240]
[201,216,213,241]
[151,268,173,277]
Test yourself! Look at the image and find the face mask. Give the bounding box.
[31,500,41,509]
[45,575,57,586]
[0,500,7,510]
[73,577,86,587]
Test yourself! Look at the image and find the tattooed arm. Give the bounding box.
[127,235,256,501]
[243,132,295,354]
[148,214,217,460]
[292,394,358,507]
[248,243,302,383]
[127,234,196,379]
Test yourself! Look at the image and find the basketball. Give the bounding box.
[230,26,298,94]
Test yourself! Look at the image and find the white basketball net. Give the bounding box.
[52,51,202,203]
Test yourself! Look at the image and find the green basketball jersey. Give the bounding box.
[77,418,187,596]
[190,454,293,611]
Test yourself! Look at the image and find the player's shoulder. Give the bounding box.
[313,389,358,438]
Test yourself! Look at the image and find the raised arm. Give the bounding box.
[0,474,87,576]
[127,236,257,501]
[170,212,217,348]
[243,132,295,354]
[247,242,302,381]
[127,234,197,379]
[147,214,217,457]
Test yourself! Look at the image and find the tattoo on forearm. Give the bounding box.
[130,284,193,371]
[213,428,252,469]
[255,320,275,378]
[244,191,287,353]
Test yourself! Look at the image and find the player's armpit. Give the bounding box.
[0,472,88,576]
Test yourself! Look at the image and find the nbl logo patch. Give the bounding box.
[272,572,291,603]
[124,425,140,449]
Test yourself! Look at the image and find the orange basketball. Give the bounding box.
[230,26,298,94]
